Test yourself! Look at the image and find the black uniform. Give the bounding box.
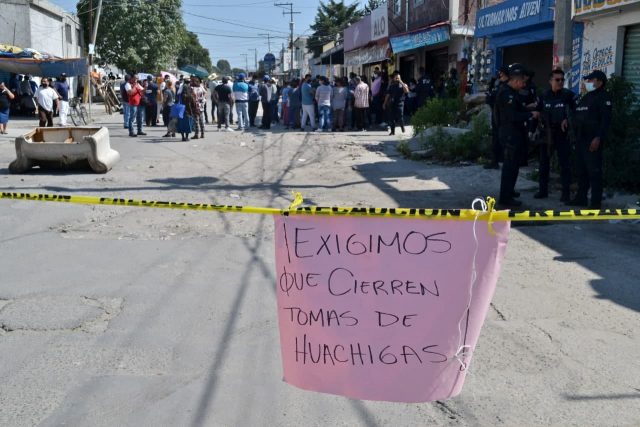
[486,79,507,165]
[415,75,435,109]
[495,84,533,204]
[539,87,576,199]
[572,87,612,208]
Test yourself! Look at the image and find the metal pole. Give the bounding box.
[248,49,257,72]
[275,2,300,80]
[88,0,103,121]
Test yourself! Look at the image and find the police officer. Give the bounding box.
[484,65,510,169]
[415,67,435,109]
[536,69,576,201]
[569,70,612,209]
[495,66,540,207]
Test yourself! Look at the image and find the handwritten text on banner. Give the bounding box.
[274,215,510,402]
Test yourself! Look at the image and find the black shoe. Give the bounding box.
[512,191,521,198]
[566,198,588,207]
[162,133,171,137]
[484,162,500,170]
[192,135,199,140]
[533,191,548,199]
[137,131,147,136]
[389,130,395,135]
[129,133,137,137]
[498,198,522,207]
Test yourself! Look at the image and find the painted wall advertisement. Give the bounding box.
[574,0,640,17]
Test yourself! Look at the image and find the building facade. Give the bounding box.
[0,0,83,59]
[574,0,640,98]
[387,0,476,83]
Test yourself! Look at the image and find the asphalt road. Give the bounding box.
[0,109,638,426]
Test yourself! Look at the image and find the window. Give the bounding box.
[65,24,72,44]
[393,0,401,16]
[77,28,82,47]
[414,0,424,5]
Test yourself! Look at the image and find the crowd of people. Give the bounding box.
[0,73,73,131]
[487,64,611,209]
[118,66,461,142]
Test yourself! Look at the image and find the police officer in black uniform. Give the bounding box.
[415,67,435,110]
[536,69,576,202]
[485,65,510,169]
[569,70,612,209]
[495,66,540,207]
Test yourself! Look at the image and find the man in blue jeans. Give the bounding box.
[315,76,332,131]
[126,75,146,137]
[120,74,130,129]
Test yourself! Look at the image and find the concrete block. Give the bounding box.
[9,127,120,174]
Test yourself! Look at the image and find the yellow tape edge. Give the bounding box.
[1,192,639,222]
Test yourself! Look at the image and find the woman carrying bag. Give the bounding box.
[163,81,177,137]
[175,79,196,141]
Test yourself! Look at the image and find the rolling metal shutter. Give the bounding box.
[622,24,640,100]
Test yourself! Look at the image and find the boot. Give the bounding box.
[200,132,204,138]
[192,134,199,140]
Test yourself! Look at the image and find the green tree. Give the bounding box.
[176,32,213,72]
[216,59,231,74]
[77,0,187,73]
[363,0,385,14]
[308,0,362,57]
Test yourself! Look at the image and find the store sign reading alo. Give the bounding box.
[574,0,640,16]
[371,6,388,41]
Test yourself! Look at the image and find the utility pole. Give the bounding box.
[240,53,249,74]
[275,2,300,80]
[248,48,258,72]
[258,33,272,52]
[553,0,573,84]
[88,0,103,120]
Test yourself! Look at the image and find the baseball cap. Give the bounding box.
[238,73,246,79]
[263,75,270,82]
[584,69,607,83]
[498,65,509,76]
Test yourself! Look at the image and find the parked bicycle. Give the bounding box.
[69,97,88,126]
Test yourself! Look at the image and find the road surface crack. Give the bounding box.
[490,302,506,320]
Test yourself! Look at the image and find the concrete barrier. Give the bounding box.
[9,127,120,174]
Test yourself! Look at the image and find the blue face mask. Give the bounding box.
[585,82,596,92]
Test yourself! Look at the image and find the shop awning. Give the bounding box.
[319,44,344,65]
[0,57,88,76]
[389,24,450,54]
[344,39,390,67]
[475,0,555,38]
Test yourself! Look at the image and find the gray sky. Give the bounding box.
[49,0,368,70]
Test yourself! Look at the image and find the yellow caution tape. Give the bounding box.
[1,192,639,222]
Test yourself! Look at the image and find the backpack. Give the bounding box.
[248,84,260,102]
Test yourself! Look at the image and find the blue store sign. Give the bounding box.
[390,25,450,54]
[475,0,555,38]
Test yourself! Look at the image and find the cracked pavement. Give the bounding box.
[0,110,638,426]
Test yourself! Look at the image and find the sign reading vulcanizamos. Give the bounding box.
[574,0,640,16]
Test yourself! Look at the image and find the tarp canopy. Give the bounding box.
[180,64,209,78]
[0,57,88,77]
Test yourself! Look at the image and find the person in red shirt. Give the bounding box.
[126,74,146,137]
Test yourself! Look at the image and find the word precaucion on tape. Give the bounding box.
[1,192,639,222]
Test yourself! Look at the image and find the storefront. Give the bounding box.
[475,0,555,85]
[389,24,451,82]
[574,0,640,98]
[343,6,391,78]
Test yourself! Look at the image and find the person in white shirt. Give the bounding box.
[34,78,59,127]
[315,76,333,131]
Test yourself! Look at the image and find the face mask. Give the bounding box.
[585,82,596,92]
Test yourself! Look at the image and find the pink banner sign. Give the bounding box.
[274,215,510,402]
